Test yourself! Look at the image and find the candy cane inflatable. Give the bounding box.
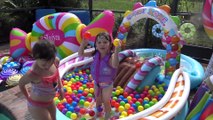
[125,56,163,93]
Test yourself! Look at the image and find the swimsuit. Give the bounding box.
[27,65,59,107]
[90,51,117,97]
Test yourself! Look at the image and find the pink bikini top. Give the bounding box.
[29,66,59,84]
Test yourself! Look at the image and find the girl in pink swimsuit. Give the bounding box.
[78,32,120,119]
[19,40,64,120]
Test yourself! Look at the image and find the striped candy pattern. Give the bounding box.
[31,12,82,59]
[125,56,163,93]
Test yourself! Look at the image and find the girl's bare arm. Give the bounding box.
[111,45,121,68]
[78,39,94,57]
[19,75,31,99]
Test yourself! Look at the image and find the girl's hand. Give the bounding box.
[58,88,64,100]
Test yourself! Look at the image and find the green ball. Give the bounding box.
[66,111,72,117]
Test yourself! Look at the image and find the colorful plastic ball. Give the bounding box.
[80,108,87,115]
[118,106,125,112]
[121,111,128,117]
[124,103,131,110]
[127,109,134,115]
[71,113,77,119]
[144,104,151,109]
[138,105,144,111]
[71,101,78,107]
[74,106,80,112]
[62,108,68,114]
[97,106,103,112]
[83,32,91,39]
[68,106,74,112]
[88,110,95,116]
[66,111,72,117]
[84,101,90,108]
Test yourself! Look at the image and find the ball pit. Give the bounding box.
[55,68,168,119]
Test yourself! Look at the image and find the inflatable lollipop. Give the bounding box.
[2,61,21,70]
[10,28,30,59]
[0,68,19,80]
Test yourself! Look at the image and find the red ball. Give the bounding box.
[83,32,91,39]
[80,108,87,115]
[88,110,95,116]
[123,92,129,98]
[67,98,73,104]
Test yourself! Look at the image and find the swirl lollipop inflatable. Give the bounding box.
[9,11,115,59]
[10,28,30,59]
[31,12,82,59]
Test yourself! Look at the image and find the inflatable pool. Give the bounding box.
[56,48,191,120]
[134,48,204,89]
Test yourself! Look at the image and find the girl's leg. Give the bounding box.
[94,83,103,116]
[94,84,102,117]
[102,84,113,120]
[28,105,51,120]
[47,102,56,120]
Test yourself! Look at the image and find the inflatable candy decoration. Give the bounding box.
[18,56,33,64]
[23,60,35,67]
[0,68,18,80]
[133,2,143,10]
[31,12,82,59]
[6,74,23,86]
[2,61,21,71]
[26,32,32,51]
[152,24,164,38]
[10,28,29,59]
[158,5,171,14]
[202,0,213,40]
[125,56,163,93]
[171,16,181,26]
[117,5,184,79]
[179,23,196,39]
[81,10,115,44]
[0,56,10,65]
[145,0,157,7]
[20,66,31,75]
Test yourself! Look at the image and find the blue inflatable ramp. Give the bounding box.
[35,9,56,20]
[69,10,90,25]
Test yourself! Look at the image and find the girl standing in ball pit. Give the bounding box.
[78,32,120,119]
[19,40,64,120]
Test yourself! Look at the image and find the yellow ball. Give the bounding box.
[79,87,84,90]
[115,90,121,95]
[89,88,94,93]
[113,39,120,47]
[84,101,90,108]
[116,86,122,90]
[127,96,132,101]
[138,105,144,111]
[67,90,72,94]
[121,111,128,117]
[124,103,130,109]
[71,113,77,119]
[84,88,89,93]
[118,106,125,112]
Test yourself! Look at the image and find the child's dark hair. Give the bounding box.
[93,32,114,54]
[32,40,56,60]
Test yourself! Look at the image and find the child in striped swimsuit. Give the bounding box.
[78,32,120,119]
[19,40,64,120]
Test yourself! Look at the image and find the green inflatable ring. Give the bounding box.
[179,23,196,39]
